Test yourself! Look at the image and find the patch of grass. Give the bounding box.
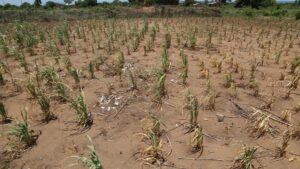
[54,79,68,102]
[25,79,41,99]
[112,52,125,76]
[143,131,165,166]
[291,123,300,140]
[180,49,188,85]
[70,92,93,127]
[152,71,166,104]
[0,71,5,86]
[188,31,196,49]
[231,145,257,169]
[275,130,290,158]
[9,109,36,148]
[251,111,277,138]
[88,62,95,79]
[72,135,103,169]
[0,102,9,123]
[70,68,81,88]
[191,125,204,154]
[161,48,170,73]
[144,115,162,137]
[290,57,300,74]
[40,66,58,86]
[16,52,29,73]
[63,56,72,73]
[164,32,171,49]
[127,68,137,91]
[224,71,233,88]
[203,92,217,110]
[186,94,199,129]
[295,11,300,20]
[37,92,56,122]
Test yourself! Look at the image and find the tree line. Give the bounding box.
[0,0,299,10]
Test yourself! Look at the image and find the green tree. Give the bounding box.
[45,1,56,9]
[235,0,275,8]
[3,3,17,10]
[34,0,42,8]
[296,11,300,20]
[129,0,179,5]
[75,0,97,7]
[184,0,195,6]
[64,0,74,5]
[156,0,179,5]
[144,0,156,5]
[20,2,32,9]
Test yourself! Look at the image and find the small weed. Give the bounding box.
[251,111,276,138]
[72,135,103,169]
[10,109,36,148]
[161,48,170,73]
[275,130,290,158]
[70,68,81,89]
[41,66,58,86]
[37,92,56,122]
[25,79,40,99]
[152,71,167,104]
[164,32,171,49]
[70,92,93,127]
[180,49,188,85]
[143,132,165,166]
[127,68,137,91]
[191,125,204,154]
[231,145,257,169]
[0,102,9,123]
[88,62,95,79]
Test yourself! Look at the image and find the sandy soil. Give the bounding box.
[0,17,300,169]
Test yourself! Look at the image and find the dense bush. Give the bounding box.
[143,0,156,6]
[75,0,97,7]
[45,1,57,9]
[244,9,255,17]
[64,0,74,5]
[129,0,179,5]
[235,0,276,8]
[34,0,42,8]
[296,11,300,20]
[184,0,195,6]
[3,3,18,10]
[20,2,32,9]
[235,0,250,8]
[271,9,287,17]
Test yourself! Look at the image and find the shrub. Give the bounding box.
[244,9,255,17]
[184,0,195,6]
[0,102,8,122]
[20,2,32,9]
[75,0,97,7]
[3,3,17,10]
[129,0,179,5]
[70,92,92,127]
[34,0,42,8]
[271,9,287,17]
[10,109,35,147]
[296,11,300,20]
[72,135,103,169]
[235,0,276,8]
[144,0,156,6]
[45,1,57,9]
[253,0,276,8]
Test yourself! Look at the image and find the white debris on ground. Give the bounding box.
[170,79,178,83]
[98,95,125,112]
